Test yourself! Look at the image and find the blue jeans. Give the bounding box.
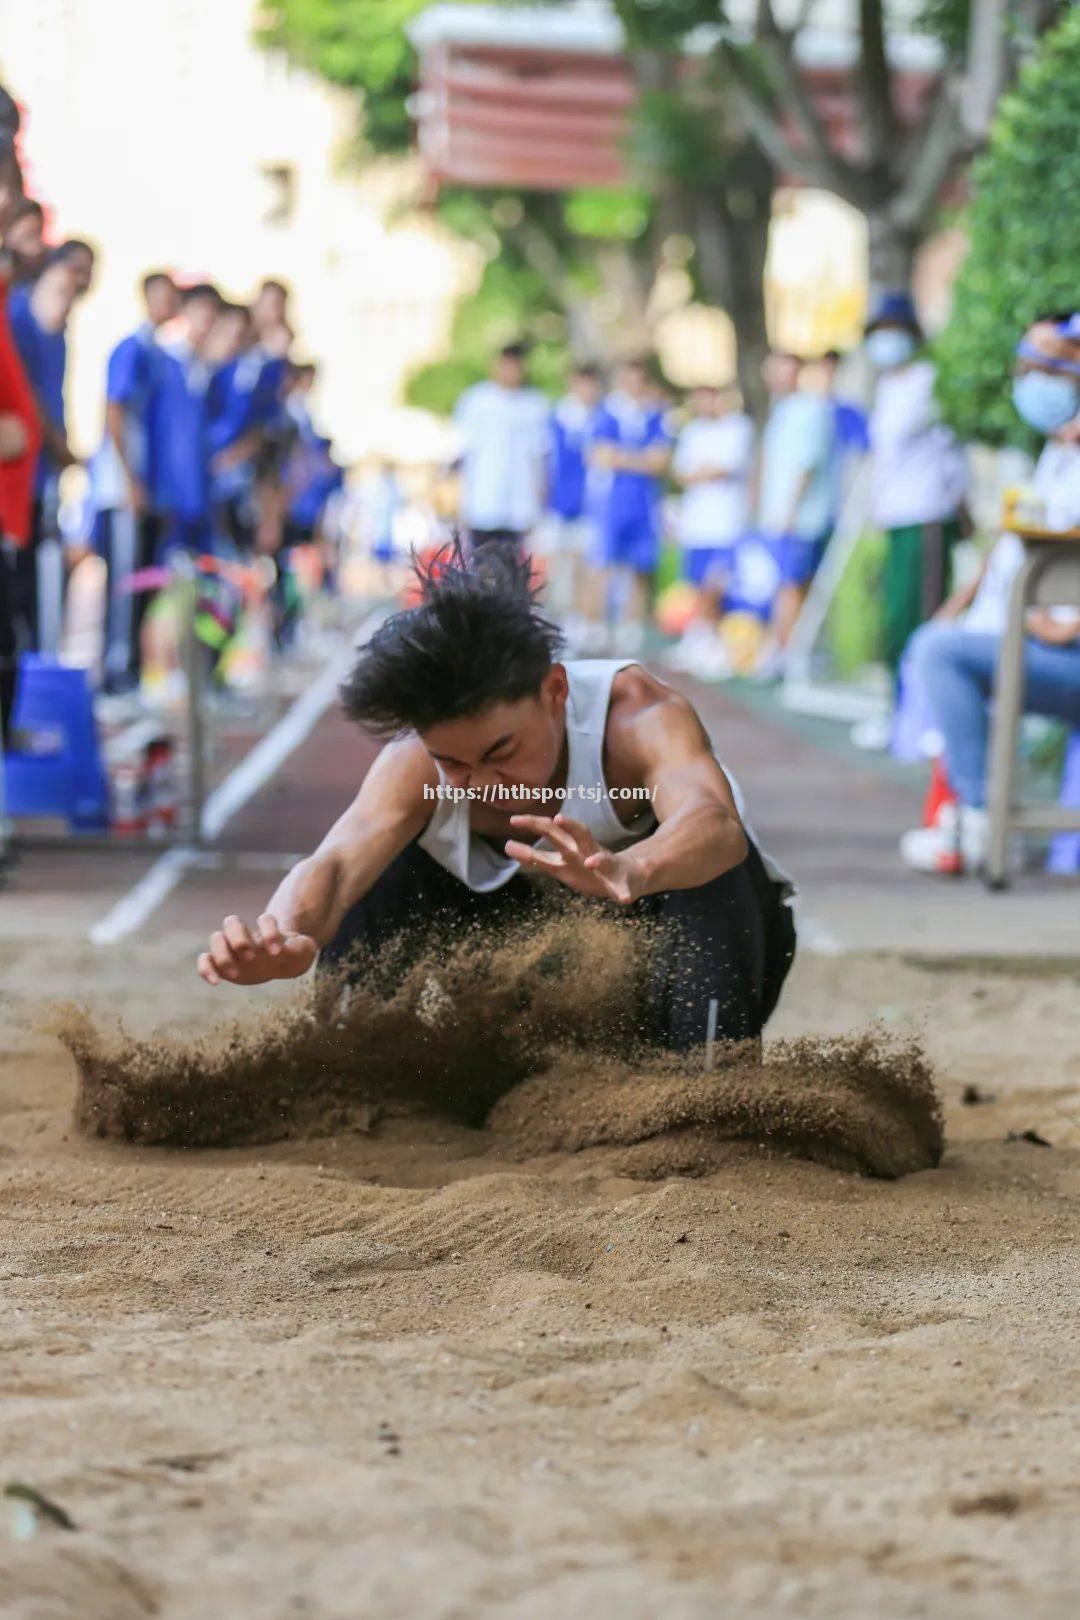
[910,621,1080,807]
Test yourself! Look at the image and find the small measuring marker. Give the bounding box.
[704,997,719,1073]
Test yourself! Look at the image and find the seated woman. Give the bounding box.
[900,313,1080,876]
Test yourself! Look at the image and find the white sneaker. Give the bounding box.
[143,670,188,713]
[95,691,143,726]
[851,714,894,752]
[663,623,713,672]
[899,804,989,876]
[685,638,733,682]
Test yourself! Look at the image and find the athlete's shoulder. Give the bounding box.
[365,733,439,799]
[607,664,711,773]
[608,662,700,729]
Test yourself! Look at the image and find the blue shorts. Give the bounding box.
[683,544,736,588]
[596,513,659,574]
[773,532,830,588]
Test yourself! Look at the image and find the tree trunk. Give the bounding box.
[962,0,1010,139]
[692,147,774,421]
[865,210,919,302]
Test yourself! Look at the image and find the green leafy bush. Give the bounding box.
[935,9,1080,446]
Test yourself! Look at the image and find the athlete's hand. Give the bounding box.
[505,813,643,905]
[197,913,318,986]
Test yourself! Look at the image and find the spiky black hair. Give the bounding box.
[340,538,564,738]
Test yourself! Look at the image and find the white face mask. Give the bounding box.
[866,328,917,370]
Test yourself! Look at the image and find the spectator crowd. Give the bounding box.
[450,300,966,690]
[446,299,1079,879]
[0,91,343,741]
[1,80,1077,885]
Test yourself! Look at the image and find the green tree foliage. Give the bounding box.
[935,8,1080,445]
[257,0,440,154]
[259,0,664,411]
[405,252,573,414]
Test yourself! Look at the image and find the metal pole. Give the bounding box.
[176,560,207,846]
[37,481,64,657]
[984,546,1040,889]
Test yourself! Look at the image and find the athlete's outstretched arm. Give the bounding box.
[613,688,749,894]
[505,673,747,904]
[196,737,436,985]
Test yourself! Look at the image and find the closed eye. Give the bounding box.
[482,734,516,762]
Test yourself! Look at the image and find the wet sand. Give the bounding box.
[1,933,1078,1619]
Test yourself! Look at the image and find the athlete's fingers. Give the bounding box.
[255,913,284,955]
[223,915,256,959]
[197,952,222,986]
[504,839,564,870]
[590,861,633,904]
[527,819,585,861]
[508,813,589,863]
[507,814,557,836]
[209,930,240,976]
[552,813,597,852]
[584,849,634,900]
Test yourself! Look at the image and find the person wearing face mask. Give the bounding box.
[857,292,969,750]
[899,314,1080,876]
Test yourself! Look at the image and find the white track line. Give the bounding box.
[88,607,390,946]
[199,653,352,842]
[88,846,200,946]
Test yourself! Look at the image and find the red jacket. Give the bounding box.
[0,275,42,544]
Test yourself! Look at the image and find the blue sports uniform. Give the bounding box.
[548,397,599,522]
[833,397,870,456]
[591,393,671,572]
[8,288,67,501]
[90,323,169,518]
[248,349,292,483]
[90,324,170,689]
[283,400,341,537]
[155,341,218,553]
[757,391,839,589]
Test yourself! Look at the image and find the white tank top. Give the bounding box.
[417,659,794,898]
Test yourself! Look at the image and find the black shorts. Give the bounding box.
[320,838,796,1050]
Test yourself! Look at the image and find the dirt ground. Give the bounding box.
[1,927,1078,1620]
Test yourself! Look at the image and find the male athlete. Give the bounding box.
[197,544,796,1049]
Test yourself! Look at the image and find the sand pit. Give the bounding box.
[489,1036,942,1179]
[2,926,1078,1620]
[59,914,942,1180]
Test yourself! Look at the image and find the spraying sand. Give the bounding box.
[58,913,942,1179]
[1,924,1077,1620]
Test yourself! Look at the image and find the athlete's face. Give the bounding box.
[420,666,569,803]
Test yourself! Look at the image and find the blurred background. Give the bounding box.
[0,0,999,461]
[0,0,1077,904]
